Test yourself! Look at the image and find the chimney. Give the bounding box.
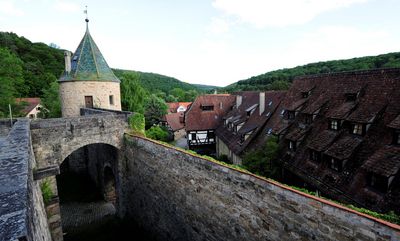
[236,95,242,108]
[64,51,71,73]
[259,92,265,115]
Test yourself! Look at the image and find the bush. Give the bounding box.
[242,136,279,177]
[146,126,170,142]
[40,179,53,205]
[128,113,145,136]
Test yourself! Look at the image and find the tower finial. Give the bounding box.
[84,6,89,26]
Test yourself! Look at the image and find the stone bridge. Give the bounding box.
[0,109,400,241]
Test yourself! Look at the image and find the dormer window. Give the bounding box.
[236,122,244,132]
[266,128,272,135]
[301,91,310,98]
[288,140,296,151]
[287,111,295,120]
[201,105,214,111]
[352,123,364,135]
[393,130,400,145]
[329,157,342,172]
[309,149,321,162]
[368,173,389,193]
[330,119,339,130]
[304,114,313,124]
[345,93,357,102]
[268,101,273,106]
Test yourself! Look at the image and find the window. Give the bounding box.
[288,111,295,120]
[109,95,114,105]
[280,109,285,116]
[207,131,215,139]
[266,128,272,135]
[393,131,400,145]
[368,173,388,192]
[305,114,313,124]
[268,101,273,106]
[29,114,34,119]
[201,105,214,111]
[330,120,338,130]
[352,123,363,135]
[302,91,310,98]
[288,140,296,151]
[345,93,357,102]
[309,150,321,162]
[329,157,342,172]
[191,133,196,141]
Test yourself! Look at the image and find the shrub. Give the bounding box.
[40,179,53,205]
[128,113,145,136]
[145,126,170,142]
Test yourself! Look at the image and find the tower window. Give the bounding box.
[109,95,114,105]
[352,123,363,135]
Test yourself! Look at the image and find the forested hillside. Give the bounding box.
[222,52,400,92]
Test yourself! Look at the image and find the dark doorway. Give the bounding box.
[84,96,93,108]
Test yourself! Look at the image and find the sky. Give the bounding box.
[1,0,400,87]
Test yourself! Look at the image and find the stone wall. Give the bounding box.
[0,119,16,137]
[59,81,121,117]
[27,131,53,241]
[122,135,400,241]
[0,119,51,241]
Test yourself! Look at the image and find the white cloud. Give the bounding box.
[212,0,369,28]
[53,0,80,13]
[0,0,24,16]
[207,17,231,34]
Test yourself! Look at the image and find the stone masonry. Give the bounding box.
[121,135,400,241]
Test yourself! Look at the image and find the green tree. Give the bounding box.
[165,95,178,102]
[120,72,147,114]
[145,125,170,141]
[128,113,145,136]
[144,94,168,129]
[170,88,185,101]
[0,48,24,117]
[39,81,61,118]
[242,136,279,177]
[269,80,290,90]
[184,89,198,102]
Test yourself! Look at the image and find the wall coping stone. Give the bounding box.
[128,133,400,231]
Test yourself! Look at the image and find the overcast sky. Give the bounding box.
[1,0,400,86]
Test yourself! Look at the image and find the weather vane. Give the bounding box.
[84,5,89,22]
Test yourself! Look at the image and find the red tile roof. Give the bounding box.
[165,112,184,131]
[215,91,286,155]
[185,94,235,131]
[15,98,41,115]
[362,146,400,177]
[167,102,192,113]
[388,115,400,129]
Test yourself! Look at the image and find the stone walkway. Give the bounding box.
[60,201,116,234]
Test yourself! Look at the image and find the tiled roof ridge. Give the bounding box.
[295,67,400,80]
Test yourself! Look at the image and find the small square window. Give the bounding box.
[330,158,342,172]
[109,95,114,105]
[330,120,338,130]
[310,150,321,162]
[353,123,363,135]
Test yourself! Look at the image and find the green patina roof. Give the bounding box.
[59,24,119,82]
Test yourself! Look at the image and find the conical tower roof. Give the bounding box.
[60,22,119,82]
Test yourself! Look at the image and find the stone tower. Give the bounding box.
[59,18,121,117]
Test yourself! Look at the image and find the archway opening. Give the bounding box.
[56,143,119,240]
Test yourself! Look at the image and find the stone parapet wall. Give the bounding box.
[0,119,51,241]
[122,135,400,241]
